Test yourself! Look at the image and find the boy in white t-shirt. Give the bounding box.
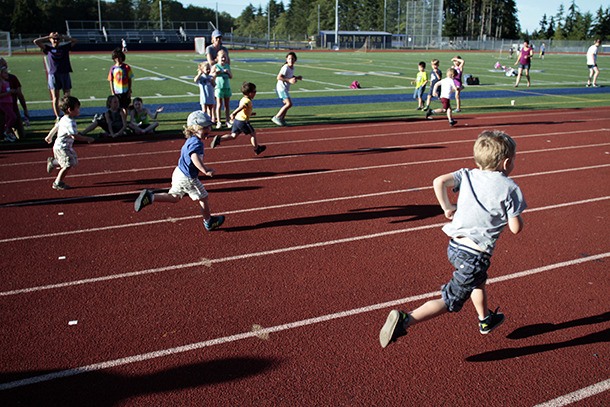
[272,52,303,127]
[44,95,94,190]
[425,68,459,127]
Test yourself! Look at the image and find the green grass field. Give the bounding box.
[3,49,609,144]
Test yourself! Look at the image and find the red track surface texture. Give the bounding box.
[1,108,609,406]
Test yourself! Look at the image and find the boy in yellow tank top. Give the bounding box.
[210,82,266,156]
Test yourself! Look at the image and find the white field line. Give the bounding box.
[1,195,608,297]
[533,379,610,407]
[0,251,608,391]
[2,111,609,164]
[1,133,609,187]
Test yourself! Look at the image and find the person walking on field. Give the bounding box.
[586,39,601,87]
[33,32,78,121]
[379,130,526,348]
[514,40,533,87]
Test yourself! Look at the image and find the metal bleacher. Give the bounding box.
[65,20,215,48]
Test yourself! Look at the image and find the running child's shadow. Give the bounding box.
[506,311,610,339]
[222,204,443,232]
[466,312,610,362]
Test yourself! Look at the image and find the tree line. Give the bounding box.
[1,0,608,41]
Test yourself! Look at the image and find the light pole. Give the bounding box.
[97,0,102,29]
[159,1,163,29]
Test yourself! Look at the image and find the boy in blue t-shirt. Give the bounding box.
[380,130,526,348]
[134,111,225,231]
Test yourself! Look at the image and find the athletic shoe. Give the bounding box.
[271,116,284,127]
[52,181,70,190]
[210,135,221,149]
[204,215,225,231]
[425,110,433,119]
[226,121,233,128]
[4,132,16,142]
[134,189,153,212]
[379,310,409,348]
[454,108,461,113]
[449,120,458,127]
[46,157,55,174]
[215,121,222,129]
[92,113,103,123]
[592,84,599,88]
[280,118,289,126]
[254,145,266,155]
[416,106,423,110]
[479,307,505,334]
[586,83,591,87]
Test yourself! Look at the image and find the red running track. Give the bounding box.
[0,108,609,406]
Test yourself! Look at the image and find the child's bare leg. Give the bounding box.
[198,196,212,222]
[407,299,448,327]
[81,121,99,136]
[446,108,453,121]
[471,283,489,320]
[215,98,222,123]
[223,98,231,122]
[153,192,181,204]
[455,91,461,109]
[276,98,293,119]
[55,167,70,185]
[249,132,258,148]
[144,122,159,133]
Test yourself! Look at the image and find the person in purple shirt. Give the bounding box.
[34,32,78,120]
[514,40,533,87]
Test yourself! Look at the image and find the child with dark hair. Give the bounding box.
[108,47,134,114]
[210,82,266,156]
[272,51,303,127]
[44,95,94,190]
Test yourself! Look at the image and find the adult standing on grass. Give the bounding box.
[586,39,601,87]
[514,40,533,88]
[206,30,230,66]
[33,32,77,121]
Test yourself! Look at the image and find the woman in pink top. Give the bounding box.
[514,40,533,87]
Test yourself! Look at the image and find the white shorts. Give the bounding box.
[53,147,78,168]
[168,167,209,200]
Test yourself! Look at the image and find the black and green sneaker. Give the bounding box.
[379,310,409,348]
[134,189,153,212]
[479,307,505,334]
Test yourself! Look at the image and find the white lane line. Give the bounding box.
[533,378,610,407]
[1,117,608,169]
[1,138,610,186]
[1,165,609,242]
[0,251,607,391]
[1,195,608,297]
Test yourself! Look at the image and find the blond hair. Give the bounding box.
[473,130,516,170]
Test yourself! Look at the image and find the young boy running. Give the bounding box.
[379,130,526,348]
[45,96,94,190]
[426,68,459,127]
[134,111,225,232]
[210,82,266,156]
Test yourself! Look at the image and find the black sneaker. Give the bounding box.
[210,135,221,149]
[479,307,505,334]
[204,215,225,231]
[254,145,266,155]
[379,310,409,348]
[52,181,70,190]
[425,109,433,119]
[449,120,458,127]
[134,189,153,212]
